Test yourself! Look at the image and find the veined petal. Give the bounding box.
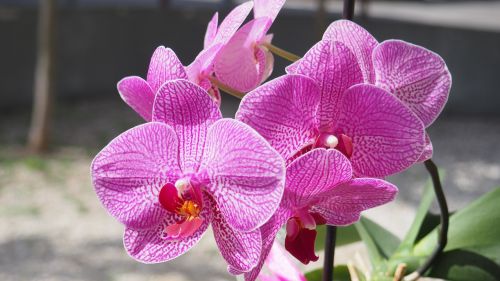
[242,207,293,281]
[213,1,254,46]
[214,17,273,92]
[253,0,286,22]
[236,75,320,161]
[262,242,307,281]
[91,123,181,230]
[284,149,352,209]
[337,84,426,177]
[204,12,218,49]
[117,76,155,121]
[322,20,378,83]
[373,40,452,127]
[123,194,211,263]
[152,80,222,173]
[147,46,188,94]
[289,40,363,131]
[417,133,433,162]
[210,196,262,273]
[312,178,398,226]
[201,119,286,232]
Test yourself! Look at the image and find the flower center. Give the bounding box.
[158,178,204,240]
[315,132,353,158]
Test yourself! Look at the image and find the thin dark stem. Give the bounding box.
[405,159,449,280]
[343,0,356,20]
[322,2,355,280]
[323,225,337,281]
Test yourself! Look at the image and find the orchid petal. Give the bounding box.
[91,123,181,229]
[152,80,222,173]
[417,133,433,162]
[213,1,254,45]
[337,84,426,177]
[204,12,218,48]
[117,76,155,121]
[289,40,363,131]
[243,208,293,281]
[263,242,307,281]
[373,40,451,127]
[147,46,188,94]
[322,19,378,83]
[201,119,286,232]
[210,196,262,273]
[253,0,286,22]
[236,75,320,161]
[284,149,352,209]
[123,194,211,263]
[214,17,273,92]
[312,178,398,226]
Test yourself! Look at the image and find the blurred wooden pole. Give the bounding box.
[28,0,57,152]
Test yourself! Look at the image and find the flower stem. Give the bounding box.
[404,159,449,281]
[322,1,356,281]
[323,225,337,281]
[208,76,245,99]
[262,42,301,63]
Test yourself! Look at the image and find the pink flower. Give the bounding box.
[214,0,286,92]
[186,1,254,104]
[257,241,307,281]
[91,80,285,272]
[320,20,452,161]
[237,74,426,178]
[233,148,397,280]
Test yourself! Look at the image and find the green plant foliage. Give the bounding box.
[304,265,354,281]
[315,225,361,251]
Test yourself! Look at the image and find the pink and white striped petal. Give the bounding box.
[152,80,222,173]
[123,195,211,263]
[201,119,286,232]
[204,12,219,49]
[288,40,363,131]
[284,149,353,209]
[91,123,181,230]
[212,1,254,46]
[312,178,398,226]
[146,46,188,94]
[253,0,286,22]
[336,84,426,177]
[373,40,452,127]
[210,196,262,273]
[322,20,379,83]
[236,75,320,161]
[214,17,273,92]
[117,76,155,121]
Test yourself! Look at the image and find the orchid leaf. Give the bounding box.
[304,265,355,281]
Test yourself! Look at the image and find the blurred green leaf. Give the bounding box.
[304,265,353,281]
[315,225,360,251]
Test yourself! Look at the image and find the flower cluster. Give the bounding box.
[91,1,451,280]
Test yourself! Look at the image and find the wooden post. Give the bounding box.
[28,0,57,152]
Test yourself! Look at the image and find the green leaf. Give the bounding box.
[315,224,361,251]
[414,187,500,260]
[304,265,354,281]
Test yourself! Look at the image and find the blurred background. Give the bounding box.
[0,0,499,280]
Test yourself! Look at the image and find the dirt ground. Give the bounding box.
[1,97,499,281]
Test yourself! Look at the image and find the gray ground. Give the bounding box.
[0,97,499,281]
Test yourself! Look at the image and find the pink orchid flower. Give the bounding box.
[91,79,285,272]
[186,1,254,103]
[213,0,286,92]
[233,148,397,280]
[237,74,426,178]
[257,241,306,281]
[319,20,452,161]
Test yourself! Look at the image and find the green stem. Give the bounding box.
[208,76,245,99]
[262,42,301,63]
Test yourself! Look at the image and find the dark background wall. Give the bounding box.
[1,6,500,115]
